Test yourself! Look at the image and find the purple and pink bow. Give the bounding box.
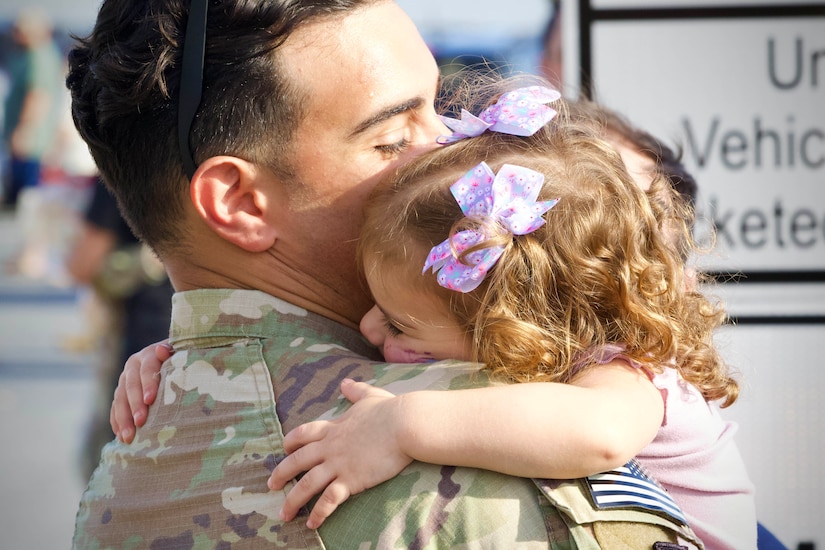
[422,162,560,293]
[437,85,562,144]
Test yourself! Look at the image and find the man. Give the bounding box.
[69,1,702,547]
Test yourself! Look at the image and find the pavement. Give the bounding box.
[0,205,98,550]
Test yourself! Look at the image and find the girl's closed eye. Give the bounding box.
[383,317,403,336]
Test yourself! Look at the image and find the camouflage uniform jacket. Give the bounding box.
[73,289,703,549]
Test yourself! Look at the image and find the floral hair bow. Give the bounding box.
[437,86,562,144]
[423,162,560,293]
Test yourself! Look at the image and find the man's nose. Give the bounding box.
[421,110,449,146]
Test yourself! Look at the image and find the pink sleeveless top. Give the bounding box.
[589,344,757,549]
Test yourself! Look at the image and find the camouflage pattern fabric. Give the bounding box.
[73,289,703,549]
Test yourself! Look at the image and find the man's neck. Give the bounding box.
[165,244,371,331]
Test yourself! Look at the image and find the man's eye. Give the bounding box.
[375,138,410,157]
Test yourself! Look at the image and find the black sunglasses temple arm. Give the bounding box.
[178,0,208,180]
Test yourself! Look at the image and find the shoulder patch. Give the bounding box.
[585,460,688,525]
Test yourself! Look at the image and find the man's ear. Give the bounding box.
[189,156,279,252]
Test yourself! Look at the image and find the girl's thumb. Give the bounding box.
[340,378,370,403]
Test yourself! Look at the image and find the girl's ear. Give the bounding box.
[189,156,279,252]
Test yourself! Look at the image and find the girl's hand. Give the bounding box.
[268,379,413,529]
[110,340,172,443]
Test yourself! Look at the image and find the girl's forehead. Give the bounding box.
[365,260,419,305]
[364,251,421,290]
[367,264,453,322]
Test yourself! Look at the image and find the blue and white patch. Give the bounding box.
[585,460,688,525]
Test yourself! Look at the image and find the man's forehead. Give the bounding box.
[279,2,437,135]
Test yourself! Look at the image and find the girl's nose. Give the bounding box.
[359,305,386,347]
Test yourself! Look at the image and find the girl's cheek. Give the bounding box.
[382,340,434,364]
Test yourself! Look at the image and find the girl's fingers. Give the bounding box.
[110,372,136,442]
[278,463,333,522]
[282,420,327,454]
[139,344,166,407]
[340,378,393,403]
[269,440,324,491]
[306,480,351,529]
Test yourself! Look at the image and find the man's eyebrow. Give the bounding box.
[347,97,425,140]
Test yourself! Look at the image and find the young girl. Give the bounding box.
[266,87,756,548]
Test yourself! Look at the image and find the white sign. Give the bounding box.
[567,5,825,548]
[581,11,825,274]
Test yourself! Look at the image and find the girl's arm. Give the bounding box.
[268,360,663,529]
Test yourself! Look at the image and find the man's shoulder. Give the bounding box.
[171,289,309,328]
[320,462,568,548]
[73,353,324,548]
[270,353,488,434]
[168,290,341,356]
[171,289,372,351]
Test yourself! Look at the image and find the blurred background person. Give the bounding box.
[1,8,93,285]
[1,7,62,209]
[65,178,173,479]
[539,0,563,90]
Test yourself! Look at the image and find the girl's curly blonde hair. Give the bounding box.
[360,81,739,408]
